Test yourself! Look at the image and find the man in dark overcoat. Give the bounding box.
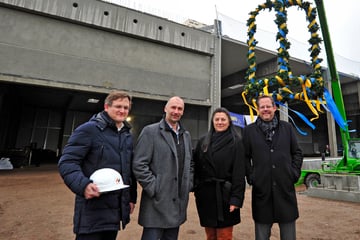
[243,95,303,240]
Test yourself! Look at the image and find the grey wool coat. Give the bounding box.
[243,120,303,224]
[132,119,194,228]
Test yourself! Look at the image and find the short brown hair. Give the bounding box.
[105,90,132,107]
[256,95,275,107]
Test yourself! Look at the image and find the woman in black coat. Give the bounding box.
[193,107,246,240]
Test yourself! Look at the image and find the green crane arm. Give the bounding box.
[315,0,349,164]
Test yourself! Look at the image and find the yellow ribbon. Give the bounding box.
[260,4,266,9]
[315,98,324,113]
[308,19,316,29]
[248,36,254,46]
[281,87,293,94]
[242,91,258,123]
[302,84,319,121]
[275,75,286,86]
[249,72,256,80]
[249,21,255,30]
[263,79,269,95]
[249,52,255,59]
[294,92,303,100]
[307,6,313,17]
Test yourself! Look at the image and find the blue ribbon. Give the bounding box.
[279,29,286,38]
[276,101,316,131]
[278,109,309,136]
[323,88,348,130]
[277,12,286,18]
[280,65,288,71]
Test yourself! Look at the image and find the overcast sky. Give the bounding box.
[108,0,360,65]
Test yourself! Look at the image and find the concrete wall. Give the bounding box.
[0,0,216,105]
[0,0,216,154]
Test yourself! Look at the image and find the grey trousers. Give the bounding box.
[141,227,180,240]
[255,221,296,240]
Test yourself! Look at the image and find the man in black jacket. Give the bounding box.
[243,95,303,240]
[58,90,137,240]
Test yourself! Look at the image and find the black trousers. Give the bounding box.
[75,231,118,240]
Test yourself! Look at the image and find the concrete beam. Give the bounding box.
[341,82,360,95]
[221,57,277,98]
[306,188,360,203]
[255,57,278,78]
[0,0,214,54]
[0,74,211,106]
[0,4,215,105]
[306,174,360,203]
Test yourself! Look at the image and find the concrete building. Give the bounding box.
[0,0,359,166]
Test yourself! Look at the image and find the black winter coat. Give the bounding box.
[243,120,303,224]
[193,130,246,228]
[58,111,137,234]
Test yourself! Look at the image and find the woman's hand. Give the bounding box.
[229,205,239,212]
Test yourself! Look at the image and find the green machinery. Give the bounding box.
[296,0,360,188]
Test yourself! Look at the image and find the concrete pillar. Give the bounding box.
[209,19,222,124]
[279,101,289,122]
[323,70,338,157]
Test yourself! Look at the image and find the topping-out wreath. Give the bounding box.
[242,0,324,121]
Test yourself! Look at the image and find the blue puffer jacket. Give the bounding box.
[58,111,137,234]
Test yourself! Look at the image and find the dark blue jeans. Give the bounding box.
[255,221,296,240]
[141,227,180,240]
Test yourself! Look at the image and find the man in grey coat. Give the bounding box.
[133,96,194,240]
[243,95,303,240]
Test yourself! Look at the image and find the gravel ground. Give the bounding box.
[1,164,359,240]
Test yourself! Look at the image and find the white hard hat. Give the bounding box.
[90,168,129,193]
